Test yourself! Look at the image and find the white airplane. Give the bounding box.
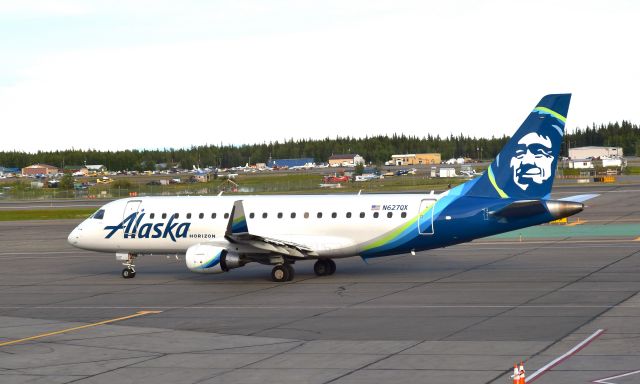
[68,94,596,282]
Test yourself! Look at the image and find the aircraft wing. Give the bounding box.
[225,200,343,258]
[227,232,319,258]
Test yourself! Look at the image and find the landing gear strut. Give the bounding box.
[271,263,294,282]
[120,253,137,279]
[314,259,336,276]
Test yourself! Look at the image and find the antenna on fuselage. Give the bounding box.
[358,190,362,196]
[218,191,224,196]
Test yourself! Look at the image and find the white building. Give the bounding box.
[569,146,623,159]
[439,168,457,177]
[568,159,594,169]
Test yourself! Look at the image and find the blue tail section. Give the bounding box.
[466,94,571,200]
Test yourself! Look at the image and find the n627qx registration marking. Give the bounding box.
[68,94,596,282]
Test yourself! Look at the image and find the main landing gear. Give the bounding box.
[271,264,295,282]
[313,258,336,277]
[270,259,337,282]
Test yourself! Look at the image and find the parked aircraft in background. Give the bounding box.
[68,94,596,282]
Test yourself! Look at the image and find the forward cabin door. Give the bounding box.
[418,199,436,235]
[123,200,142,238]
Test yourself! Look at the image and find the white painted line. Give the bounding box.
[528,329,605,383]
[0,305,638,310]
[593,369,640,384]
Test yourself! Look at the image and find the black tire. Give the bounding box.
[271,265,290,282]
[130,271,136,278]
[122,268,132,279]
[314,259,329,276]
[327,259,336,275]
[285,264,295,281]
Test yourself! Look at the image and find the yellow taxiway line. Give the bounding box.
[0,310,162,348]
[566,220,588,227]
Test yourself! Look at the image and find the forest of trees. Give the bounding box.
[1,121,637,171]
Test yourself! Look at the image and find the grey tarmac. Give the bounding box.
[0,184,639,383]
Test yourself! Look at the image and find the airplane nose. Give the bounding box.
[68,227,81,246]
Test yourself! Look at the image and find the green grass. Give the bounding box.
[0,208,96,221]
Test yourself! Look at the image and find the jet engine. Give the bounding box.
[185,244,244,273]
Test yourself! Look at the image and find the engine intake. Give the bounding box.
[186,244,243,273]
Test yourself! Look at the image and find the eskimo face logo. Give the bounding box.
[509,132,554,191]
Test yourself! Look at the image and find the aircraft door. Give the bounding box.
[123,200,142,238]
[123,200,142,219]
[418,199,436,235]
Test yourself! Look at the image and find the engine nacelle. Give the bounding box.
[185,244,243,273]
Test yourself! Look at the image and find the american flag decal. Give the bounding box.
[371,205,380,210]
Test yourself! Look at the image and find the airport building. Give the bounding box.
[63,166,89,175]
[568,159,594,169]
[87,164,107,173]
[569,146,623,159]
[388,153,441,166]
[267,158,314,168]
[0,166,19,176]
[328,154,365,167]
[21,164,59,176]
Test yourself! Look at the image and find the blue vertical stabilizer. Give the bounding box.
[465,94,571,200]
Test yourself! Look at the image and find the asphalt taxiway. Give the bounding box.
[0,184,639,383]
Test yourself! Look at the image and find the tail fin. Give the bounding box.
[466,94,571,199]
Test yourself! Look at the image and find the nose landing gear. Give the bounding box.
[117,253,138,279]
[122,267,136,279]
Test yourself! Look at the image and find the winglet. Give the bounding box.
[225,200,249,237]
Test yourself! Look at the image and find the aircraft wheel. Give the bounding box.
[271,265,290,282]
[314,259,330,276]
[327,259,336,275]
[122,268,135,279]
[285,264,295,281]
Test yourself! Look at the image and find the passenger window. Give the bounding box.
[249,213,255,219]
[360,212,365,218]
[162,213,167,219]
[304,212,309,219]
[291,212,296,218]
[211,213,217,219]
[317,212,323,218]
[93,209,105,219]
[346,212,352,218]
[224,213,230,219]
[187,213,192,219]
[199,213,204,219]
[387,212,393,218]
[331,212,337,218]
[401,212,407,218]
[373,212,379,218]
[278,212,283,219]
[150,213,155,219]
[174,213,179,219]
[262,212,268,219]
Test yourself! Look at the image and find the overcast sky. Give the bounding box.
[1,0,638,152]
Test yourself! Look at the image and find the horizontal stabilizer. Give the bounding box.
[490,200,547,218]
[558,194,599,203]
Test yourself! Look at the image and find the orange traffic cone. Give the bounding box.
[519,361,526,384]
[511,363,520,384]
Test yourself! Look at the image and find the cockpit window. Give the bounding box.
[92,209,105,220]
